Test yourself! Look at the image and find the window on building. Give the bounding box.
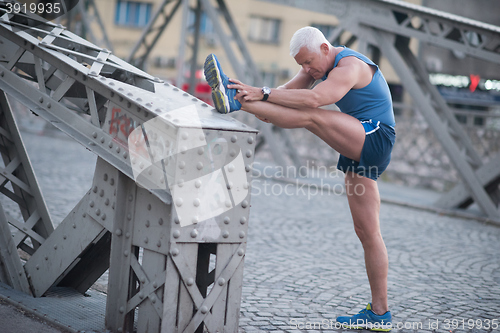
[187,11,214,35]
[115,1,152,28]
[248,16,281,44]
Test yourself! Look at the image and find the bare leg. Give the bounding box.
[344,171,388,315]
[240,100,365,161]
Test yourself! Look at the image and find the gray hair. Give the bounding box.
[289,26,331,57]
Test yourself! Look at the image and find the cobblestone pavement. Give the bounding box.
[4,130,500,332]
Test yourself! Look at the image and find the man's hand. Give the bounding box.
[227,79,263,102]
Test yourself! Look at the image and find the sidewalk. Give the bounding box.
[1,131,499,332]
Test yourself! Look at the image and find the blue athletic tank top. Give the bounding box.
[322,47,395,127]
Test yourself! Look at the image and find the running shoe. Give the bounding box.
[336,303,392,331]
[203,53,241,114]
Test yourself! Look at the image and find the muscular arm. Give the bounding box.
[230,57,368,109]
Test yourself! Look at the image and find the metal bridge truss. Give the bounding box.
[262,0,500,221]
[127,0,301,169]
[0,3,257,332]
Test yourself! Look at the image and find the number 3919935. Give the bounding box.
[5,2,61,15]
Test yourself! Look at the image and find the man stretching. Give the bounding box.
[204,26,395,331]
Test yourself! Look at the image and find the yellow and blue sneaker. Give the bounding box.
[203,53,241,114]
[336,303,392,331]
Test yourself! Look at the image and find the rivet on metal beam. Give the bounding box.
[173,230,180,239]
[238,249,245,256]
[158,218,164,225]
[171,248,179,256]
[200,306,208,314]
[240,217,247,225]
[218,278,226,286]
[223,217,230,224]
[190,230,198,238]
[239,231,246,239]
[241,200,249,208]
[222,231,229,238]
[186,278,194,286]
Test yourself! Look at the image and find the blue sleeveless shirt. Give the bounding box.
[323,47,395,127]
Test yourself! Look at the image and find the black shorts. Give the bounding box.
[337,120,396,181]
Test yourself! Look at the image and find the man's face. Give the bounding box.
[294,45,328,80]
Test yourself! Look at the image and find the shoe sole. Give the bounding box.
[212,90,229,115]
[204,55,230,113]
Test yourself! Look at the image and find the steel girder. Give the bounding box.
[0,4,258,332]
[127,0,302,169]
[261,0,500,221]
[76,0,114,52]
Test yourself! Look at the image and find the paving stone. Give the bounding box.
[4,131,500,333]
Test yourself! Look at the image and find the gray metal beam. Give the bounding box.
[0,202,32,294]
[199,0,300,169]
[436,153,500,211]
[0,91,54,255]
[261,0,500,64]
[0,7,259,333]
[260,0,500,219]
[126,0,182,69]
[372,30,499,220]
[77,0,114,52]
